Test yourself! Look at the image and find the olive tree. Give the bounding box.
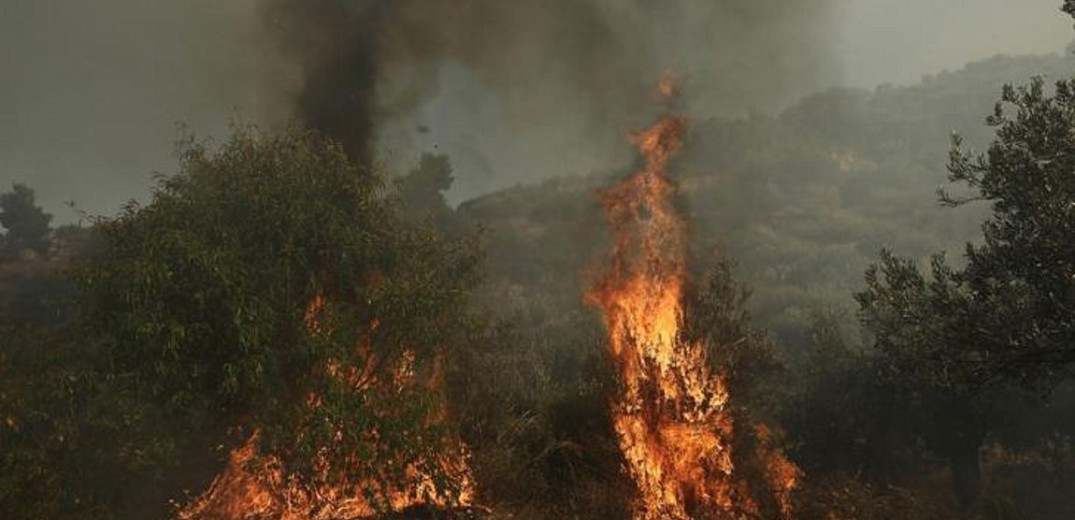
[857,77,1075,504]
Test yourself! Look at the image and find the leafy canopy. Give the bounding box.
[75,126,480,499]
[859,76,1075,396]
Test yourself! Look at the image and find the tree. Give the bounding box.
[0,184,53,259]
[686,258,783,409]
[2,126,481,519]
[395,153,463,235]
[856,76,1075,504]
[685,258,797,519]
[857,251,992,504]
[1064,0,1075,20]
[780,309,919,483]
[943,78,1075,385]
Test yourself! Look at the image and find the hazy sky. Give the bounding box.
[0,0,282,223]
[838,0,1073,87]
[1,0,1073,221]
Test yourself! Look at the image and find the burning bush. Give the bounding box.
[586,81,799,520]
[35,126,483,518]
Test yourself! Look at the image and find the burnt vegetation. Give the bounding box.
[5,3,1075,520]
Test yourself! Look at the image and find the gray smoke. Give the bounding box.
[5,1,1067,219]
[264,0,846,201]
[0,0,287,222]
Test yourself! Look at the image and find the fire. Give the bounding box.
[657,73,680,101]
[177,429,474,520]
[587,80,799,519]
[176,293,476,520]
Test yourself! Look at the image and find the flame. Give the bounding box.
[176,293,476,519]
[176,430,475,520]
[588,79,799,519]
[657,72,679,101]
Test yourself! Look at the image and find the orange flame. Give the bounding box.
[176,430,475,520]
[176,292,476,519]
[588,80,798,519]
[657,72,679,102]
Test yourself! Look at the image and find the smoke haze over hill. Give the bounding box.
[264,0,845,201]
[0,0,1072,218]
[838,0,1073,88]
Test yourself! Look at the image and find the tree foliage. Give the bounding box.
[1064,0,1075,19]
[83,126,479,482]
[862,77,1075,396]
[0,184,53,259]
[945,78,1075,386]
[686,258,783,409]
[854,76,1075,504]
[1,126,482,518]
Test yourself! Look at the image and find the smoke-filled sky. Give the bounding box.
[838,0,1074,88]
[1,0,1072,221]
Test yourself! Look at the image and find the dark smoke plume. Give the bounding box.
[263,0,844,192]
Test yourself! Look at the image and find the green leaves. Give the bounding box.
[51,125,481,512]
[861,75,1075,395]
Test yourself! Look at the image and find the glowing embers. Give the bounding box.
[587,81,798,519]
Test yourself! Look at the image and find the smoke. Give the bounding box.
[263,0,845,201]
[0,0,288,222]
[837,0,1072,88]
[4,1,1071,220]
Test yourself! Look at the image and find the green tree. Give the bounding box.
[85,126,480,498]
[0,184,53,259]
[856,76,1075,504]
[857,251,992,504]
[943,77,1075,384]
[2,126,481,519]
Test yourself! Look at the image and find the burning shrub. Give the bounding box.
[586,80,800,520]
[69,126,481,518]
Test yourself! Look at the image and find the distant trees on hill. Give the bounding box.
[0,184,52,261]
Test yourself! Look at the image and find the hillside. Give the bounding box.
[460,50,1075,351]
